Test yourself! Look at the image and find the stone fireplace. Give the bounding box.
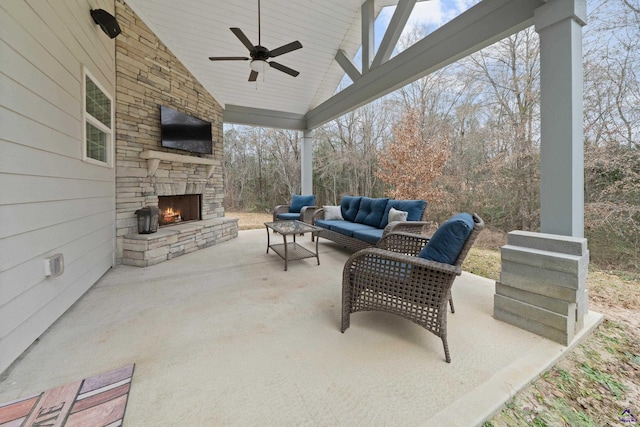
[114,1,237,267]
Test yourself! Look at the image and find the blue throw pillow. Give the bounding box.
[380,199,426,228]
[340,196,362,222]
[354,197,389,227]
[418,213,475,265]
[290,194,316,213]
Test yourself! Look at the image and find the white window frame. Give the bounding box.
[82,67,114,167]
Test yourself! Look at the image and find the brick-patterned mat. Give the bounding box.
[0,364,134,427]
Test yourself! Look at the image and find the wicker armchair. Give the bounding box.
[341,214,484,363]
[272,195,318,224]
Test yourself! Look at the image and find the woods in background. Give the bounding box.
[224,0,639,272]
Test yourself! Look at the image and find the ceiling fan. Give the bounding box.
[208,0,303,82]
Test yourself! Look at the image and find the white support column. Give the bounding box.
[535,0,587,237]
[301,129,314,195]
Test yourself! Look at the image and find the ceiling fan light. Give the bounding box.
[250,59,268,73]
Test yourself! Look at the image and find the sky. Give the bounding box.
[378,0,482,37]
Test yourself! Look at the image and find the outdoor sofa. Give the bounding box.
[312,196,428,252]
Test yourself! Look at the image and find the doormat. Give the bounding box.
[0,364,134,427]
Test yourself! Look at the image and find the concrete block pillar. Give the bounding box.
[494,231,589,345]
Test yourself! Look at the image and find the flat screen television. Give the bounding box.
[160,106,213,154]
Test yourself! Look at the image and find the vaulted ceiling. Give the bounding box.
[124,1,398,120]
[124,0,545,130]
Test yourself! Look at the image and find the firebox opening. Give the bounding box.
[158,195,201,226]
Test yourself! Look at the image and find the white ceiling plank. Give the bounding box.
[306,0,545,129]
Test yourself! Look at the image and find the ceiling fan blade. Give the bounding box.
[209,56,250,61]
[230,27,255,51]
[269,41,303,58]
[248,70,259,82]
[269,61,300,77]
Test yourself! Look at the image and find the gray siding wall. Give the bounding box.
[0,0,116,373]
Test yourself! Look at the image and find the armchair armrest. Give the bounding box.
[299,206,320,224]
[376,232,430,257]
[343,248,462,293]
[273,204,291,222]
[348,247,460,272]
[382,220,430,237]
[311,207,326,223]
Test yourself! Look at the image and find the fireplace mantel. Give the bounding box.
[140,150,218,178]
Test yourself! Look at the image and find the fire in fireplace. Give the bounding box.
[158,195,201,226]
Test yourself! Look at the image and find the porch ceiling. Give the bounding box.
[124,0,401,121]
[124,0,544,130]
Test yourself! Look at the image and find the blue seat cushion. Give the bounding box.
[418,213,474,265]
[329,221,376,237]
[290,194,316,213]
[354,197,389,227]
[315,219,342,230]
[315,220,373,237]
[380,200,426,228]
[276,212,300,221]
[352,228,384,244]
[340,196,362,222]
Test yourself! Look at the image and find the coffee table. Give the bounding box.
[264,220,322,271]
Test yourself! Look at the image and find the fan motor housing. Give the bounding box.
[251,46,270,60]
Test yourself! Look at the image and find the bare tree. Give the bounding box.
[265,128,301,201]
[314,100,390,201]
[464,28,541,230]
[585,0,640,150]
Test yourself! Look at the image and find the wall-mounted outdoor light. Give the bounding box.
[91,9,121,39]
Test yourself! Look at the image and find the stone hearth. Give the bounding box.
[123,218,237,267]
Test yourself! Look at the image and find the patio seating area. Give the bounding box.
[0,229,602,426]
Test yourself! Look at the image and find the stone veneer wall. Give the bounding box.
[114,0,236,264]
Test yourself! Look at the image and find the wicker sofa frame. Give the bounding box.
[311,203,428,252]
[341,214,484,363]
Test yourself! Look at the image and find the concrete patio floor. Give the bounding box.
[0,229,602,426]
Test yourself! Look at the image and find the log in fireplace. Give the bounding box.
[158,195,201,226]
